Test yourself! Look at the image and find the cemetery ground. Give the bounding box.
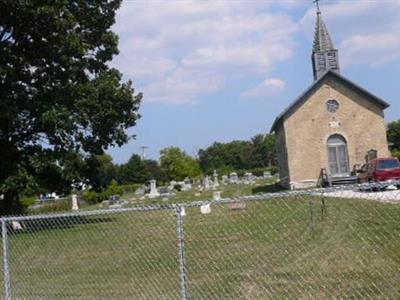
[118,177,282,208]
[3,194,400,299]
[27,177,280,214]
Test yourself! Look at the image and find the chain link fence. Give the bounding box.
[2,182,400,299]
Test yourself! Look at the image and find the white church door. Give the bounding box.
[327,135,350,176]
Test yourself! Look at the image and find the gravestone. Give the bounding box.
[182,177,192,191]
[229,172,239,184]
[212,170,219,189]
[263,171,272,178]
[168,180,177,191]
[12,221,23,231]
[244,172,256,185]
[203,176,211,190]
[148,179,160,199]
[200,204,211,214]
[71,194,79,211]
[222,175,228,185]
[213,191,221,201]
[135,186,146,195]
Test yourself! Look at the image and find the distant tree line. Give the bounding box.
[13,119,400,205]
[198,134,277,175]
[74,133,278,192]
[85,119,400,191]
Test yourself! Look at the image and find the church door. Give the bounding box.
[327,135,350,176]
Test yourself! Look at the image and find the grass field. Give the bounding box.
[4,194,400,299]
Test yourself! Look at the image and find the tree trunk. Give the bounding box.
[2,190,22,216]
[0,142,23,215]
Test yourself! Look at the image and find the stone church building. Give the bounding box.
[271,6,390,189]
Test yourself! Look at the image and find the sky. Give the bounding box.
[108,0,400,163]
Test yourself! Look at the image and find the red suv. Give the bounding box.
[358,158,400,186]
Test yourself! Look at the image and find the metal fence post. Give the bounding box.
[320,192,327,220]
[176,206,189,300]
[309,200,315,238]
[2,219,12,300]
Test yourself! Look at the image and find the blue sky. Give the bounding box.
[108,0,400,163]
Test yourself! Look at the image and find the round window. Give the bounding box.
[326,99,339,113]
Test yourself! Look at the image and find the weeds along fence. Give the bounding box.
[1,182,400,299]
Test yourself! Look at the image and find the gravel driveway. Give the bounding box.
[325,186,400,203]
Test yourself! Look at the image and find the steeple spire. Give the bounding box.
[315,0,321,14]
[311,0,340,81]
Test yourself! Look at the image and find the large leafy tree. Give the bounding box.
[198,141,250,173]
[387,120,400,158]
[249,133,276,168]
[0,1,141,214]
[117,154,161,184]
[83,154,117,192]
[160,147,202,181]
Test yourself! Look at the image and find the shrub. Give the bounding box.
[28,198,72,215]
[119,183,142,194]
[268,166,279,175]
[216,165,235,176]
[392,150,400,160]
[82,180,124,205]
[173,184,182,192]
[248,167,268,177]
[236,170,245,177]
[20,196,36,211]
[82,190,106,204]
[105,180,123,196]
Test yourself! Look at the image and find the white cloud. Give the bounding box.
[112,1,297,104]
[145,68,223,105]
[241,78,286,99]
[341,33,400,67]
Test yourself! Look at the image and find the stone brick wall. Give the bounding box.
[275,125,290,187]
[278,77,390,188]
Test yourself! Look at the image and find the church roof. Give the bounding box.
[270,70,390,133]
[313,10,335,52]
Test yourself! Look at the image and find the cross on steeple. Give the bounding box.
[311,0,340,80]
[314,0,321,14]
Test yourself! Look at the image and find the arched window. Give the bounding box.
[327,134,349,175]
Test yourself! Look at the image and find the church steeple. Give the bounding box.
[311,0,340,81]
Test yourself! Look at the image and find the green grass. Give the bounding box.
[5,195,400,299]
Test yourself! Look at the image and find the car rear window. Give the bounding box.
[377,159,400,170]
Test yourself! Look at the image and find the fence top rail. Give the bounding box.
[2,181,399,222]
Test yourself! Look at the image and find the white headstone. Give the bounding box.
[135,186,146,195]
[213,191,221,201]
[168,180,177,190]
[148,179,160,198]
[12,221,23,231]
[71,194,79,211]
[203,176,211,190]
[229,172,239,184]
[243,172,255,185]
[182,177,192,191]
[213,170,219,189]
[180,207,186,217]
[200,204,211,214]
[263,171,272,178]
